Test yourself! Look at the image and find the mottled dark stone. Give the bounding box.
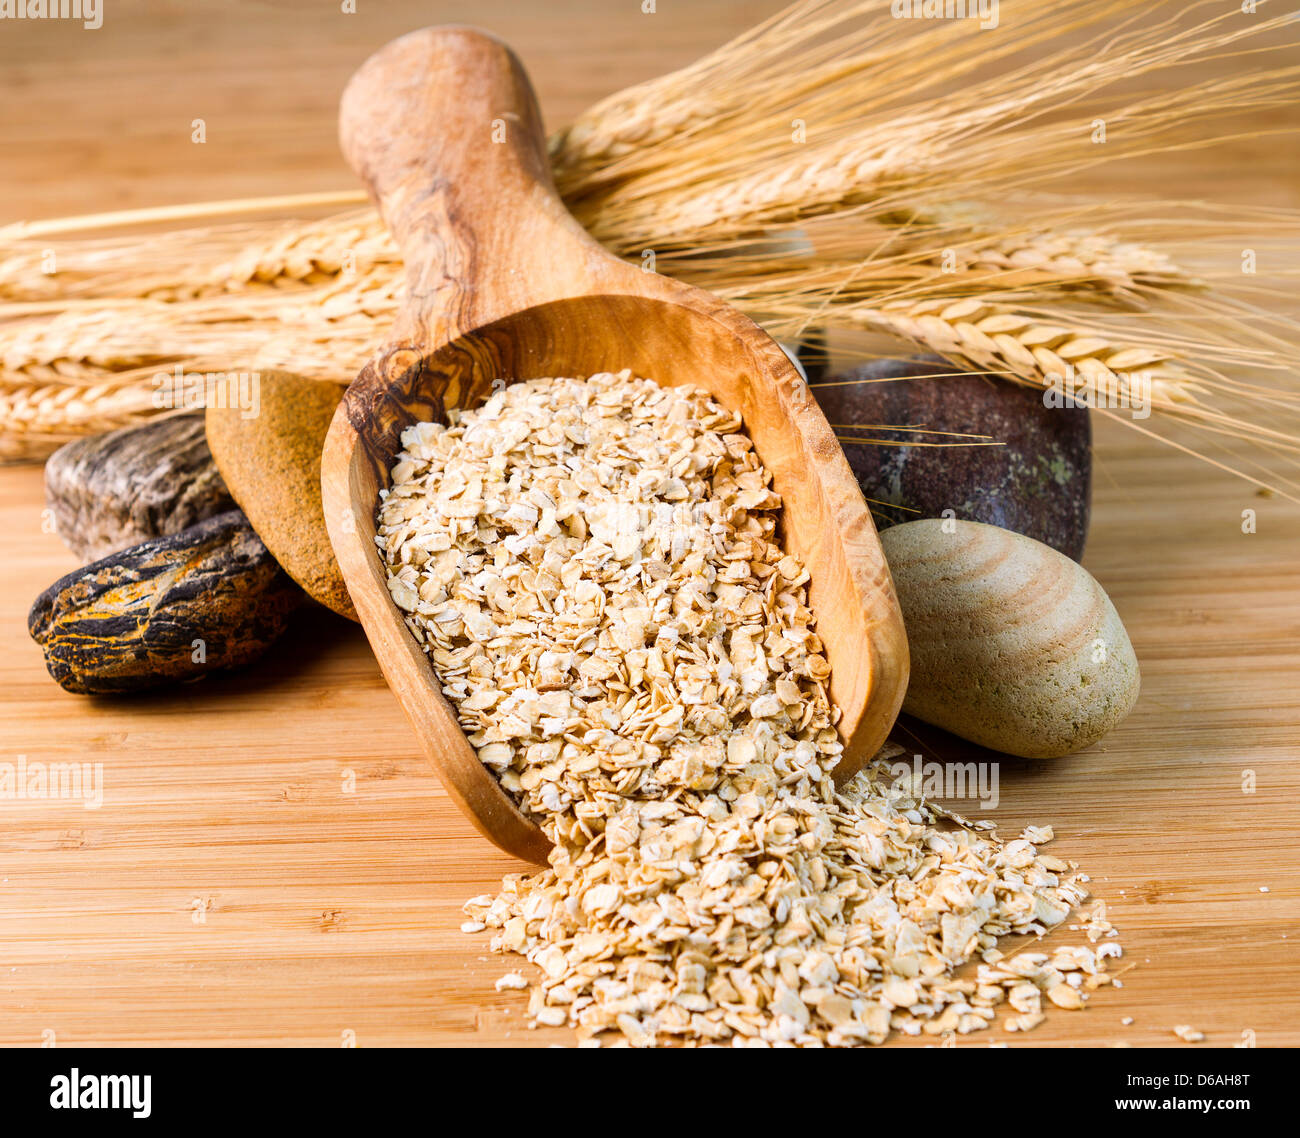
[44,413,235,562]
[812,356,1091,560]
[29,510,303,694]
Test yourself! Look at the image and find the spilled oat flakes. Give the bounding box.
[377,371,1121,1046]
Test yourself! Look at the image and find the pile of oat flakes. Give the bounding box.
[377,371,1122,1046]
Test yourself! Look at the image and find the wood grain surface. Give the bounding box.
[1,0,1297,1048]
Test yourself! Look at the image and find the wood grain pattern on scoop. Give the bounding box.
[28,510,303,695]
[881,519,1139,758]
[44,413,235,561]
[206,373,356,620]
[320,27,908,861]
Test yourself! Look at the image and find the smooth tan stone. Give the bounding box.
[206,373,356,620]
[881,519,1139,758]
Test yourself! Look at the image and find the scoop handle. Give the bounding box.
[339,26,612,354]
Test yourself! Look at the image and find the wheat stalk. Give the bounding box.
[0,220,1205,382]
[549,0,896,189]
[848,300,1300,466]
[0,208,396,303]
[2,207,1295,465]
[567,1,1300,249]
[552,0,1122,196]
[853,297,1198,402]
[0,370,183,461]
[948,230,1192,293]
[668,209,1205,308]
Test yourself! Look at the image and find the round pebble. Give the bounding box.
[881,518,1139,758]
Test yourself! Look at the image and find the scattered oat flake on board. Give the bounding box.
[1173,1024,1205,1043]
[495,972,529,992]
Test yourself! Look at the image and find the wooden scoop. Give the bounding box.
[321,26,909,864]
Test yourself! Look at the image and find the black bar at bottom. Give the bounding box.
[0,1044,1287,1125]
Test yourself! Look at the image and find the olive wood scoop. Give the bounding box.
[321,26,909,864]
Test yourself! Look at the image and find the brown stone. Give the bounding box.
[812,356,1091,560]
[206,372,356,620]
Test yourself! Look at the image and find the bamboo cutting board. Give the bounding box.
[0,0,1297,1047]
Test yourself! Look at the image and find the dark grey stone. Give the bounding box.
[812,356,1091,560]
